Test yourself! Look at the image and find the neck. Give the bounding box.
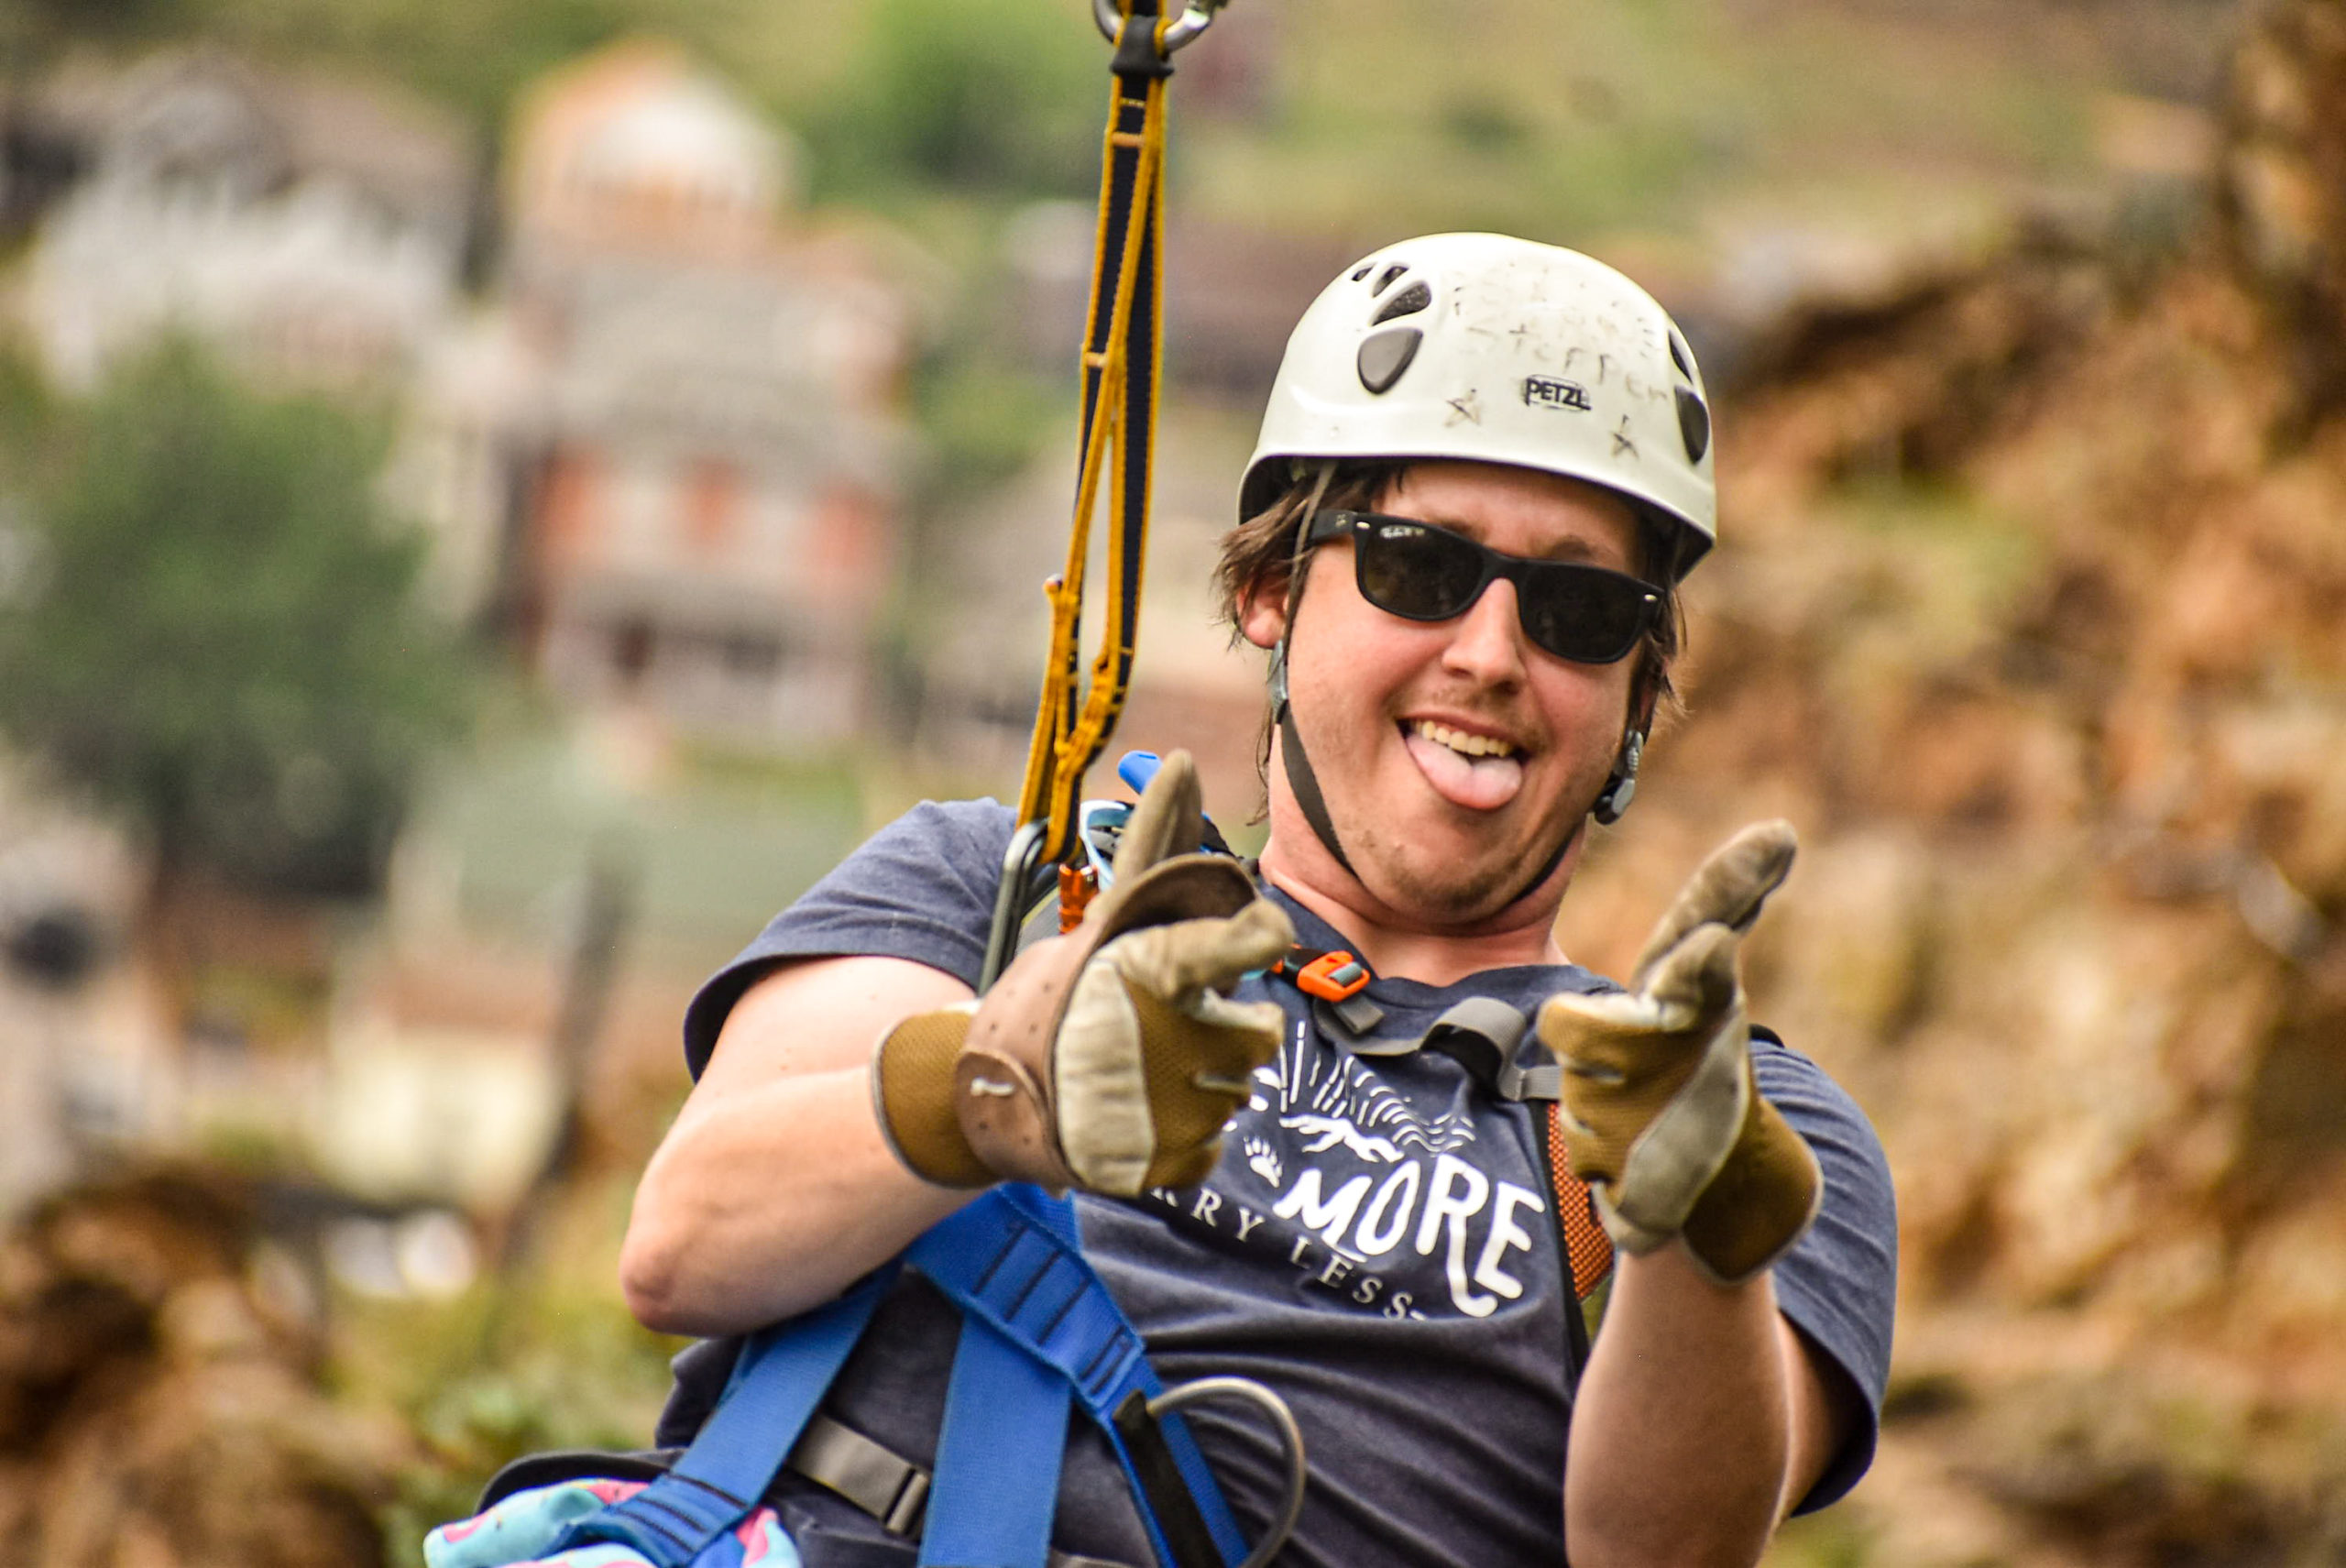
[1255,834,1577,987]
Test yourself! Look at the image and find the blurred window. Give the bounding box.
[612,617,654,685]
[684,457,741,558]
[541,447,603,565]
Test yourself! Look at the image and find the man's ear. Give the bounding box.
[1237,573,1289,652]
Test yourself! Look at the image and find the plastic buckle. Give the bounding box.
[1293,950,1369,1003]
[882,1468,930,1536]
[1058,863,1100,932]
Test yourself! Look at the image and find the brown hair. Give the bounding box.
[1212,461,1688,723]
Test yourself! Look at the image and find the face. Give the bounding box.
[1242,460,1647,927]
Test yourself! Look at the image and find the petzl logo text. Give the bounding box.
[1522,375,1592,411]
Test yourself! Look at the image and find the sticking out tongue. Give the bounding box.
[1404,728,1525,810]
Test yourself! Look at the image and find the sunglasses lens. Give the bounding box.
[1333,511,1654,663]
[1356,522,1485,621]
[1520,566,1650,663]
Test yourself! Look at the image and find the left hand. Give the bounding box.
[1536,821,1820,1285]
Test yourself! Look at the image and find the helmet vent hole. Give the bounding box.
[1373,264,1409,295]
[1351,263,1375,281]
[1668,331,1694,380]
[1371,280,1432,325]
[1356,327,1422,394]
[1676,387,1711,463]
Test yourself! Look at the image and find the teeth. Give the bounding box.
[1413,719,1518,759]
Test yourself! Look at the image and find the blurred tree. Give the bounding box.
[818,0,1101,198]
[0,341,477,921]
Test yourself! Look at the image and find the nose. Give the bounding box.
[1440,577,1529,690]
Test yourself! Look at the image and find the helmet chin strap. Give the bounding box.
[1271,640,1359,880]
[1269,463,1360,880]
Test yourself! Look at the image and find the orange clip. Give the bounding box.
[1294,950,1369,1003]
[1058,862,1099,932]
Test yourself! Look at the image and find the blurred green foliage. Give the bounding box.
[334,1176,685,1558]
[0,340,480,899]
[911,348,1072,508]
[8,0,2134,238]
[413,729,868,957]
[6,0,1103,203]
[1763,1508,1878,1568]
[812,0,1102,200]
[0,345,57,465]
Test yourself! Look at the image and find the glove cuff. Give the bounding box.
[872,1006,993,1188]
[1676,1091,1822,1286]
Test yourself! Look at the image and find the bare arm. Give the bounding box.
[619,954,979,1336]
[1563,1244,1858,1568]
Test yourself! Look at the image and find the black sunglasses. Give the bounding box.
[1305,510,1661,665]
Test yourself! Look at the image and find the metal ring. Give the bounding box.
[1145,1376,1306,1568]
[1091,0,1222,54]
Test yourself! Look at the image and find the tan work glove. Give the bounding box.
[872,751,1292,1196]
[1537,821,1821,1285]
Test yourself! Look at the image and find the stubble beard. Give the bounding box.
[1293,684,1587,927]
[1352,800,1583,927]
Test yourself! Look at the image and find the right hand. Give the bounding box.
[873,751,1291,1195]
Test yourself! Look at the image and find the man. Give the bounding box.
[619,234,1897,1568]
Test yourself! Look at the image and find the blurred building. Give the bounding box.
[0,792,148,1221]
[915,406,1271,827]
[17,50,475,391]
[439,40,919,749]
[1001,204,1365,409]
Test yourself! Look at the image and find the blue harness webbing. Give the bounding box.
[543,1185,1249,1568]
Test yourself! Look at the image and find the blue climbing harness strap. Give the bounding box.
[919,1315,1069,1567]
[908,1186,1250,1568]
[544,1266,897,1562]
[543,1185,1246,1568]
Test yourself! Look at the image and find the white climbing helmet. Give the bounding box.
[1242,233,1717,575]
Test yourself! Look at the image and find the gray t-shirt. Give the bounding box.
[663,799,1897,1568]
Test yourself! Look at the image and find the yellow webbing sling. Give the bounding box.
[981,0,1223,988]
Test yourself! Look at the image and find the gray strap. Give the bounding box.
[1311,993,1387,1040]
[1500,1061,1562,1103]
[786,1411,1138,1568]
[1334,998,1559,1102]
[788,1411,931,1535]
[1423,997,1528,1058]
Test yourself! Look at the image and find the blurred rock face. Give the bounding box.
[2220,0,2346,430]
[1556,2,2346,1561]
[0,1171,400,1568]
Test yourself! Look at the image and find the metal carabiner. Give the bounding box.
[1145,1376,1307,1568]
[979,818,1057,992]
[1091,0,1223,56]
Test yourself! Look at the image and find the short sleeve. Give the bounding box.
[1751,1030,1898,1513]
[680,798,1016,1079]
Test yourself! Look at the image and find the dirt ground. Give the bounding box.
[0,1169,411,1568]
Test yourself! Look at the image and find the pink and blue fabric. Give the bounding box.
[425,1479,802,1568]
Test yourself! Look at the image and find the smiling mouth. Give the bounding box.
[1400,718,1530,811]
[1407,718,1523,761]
